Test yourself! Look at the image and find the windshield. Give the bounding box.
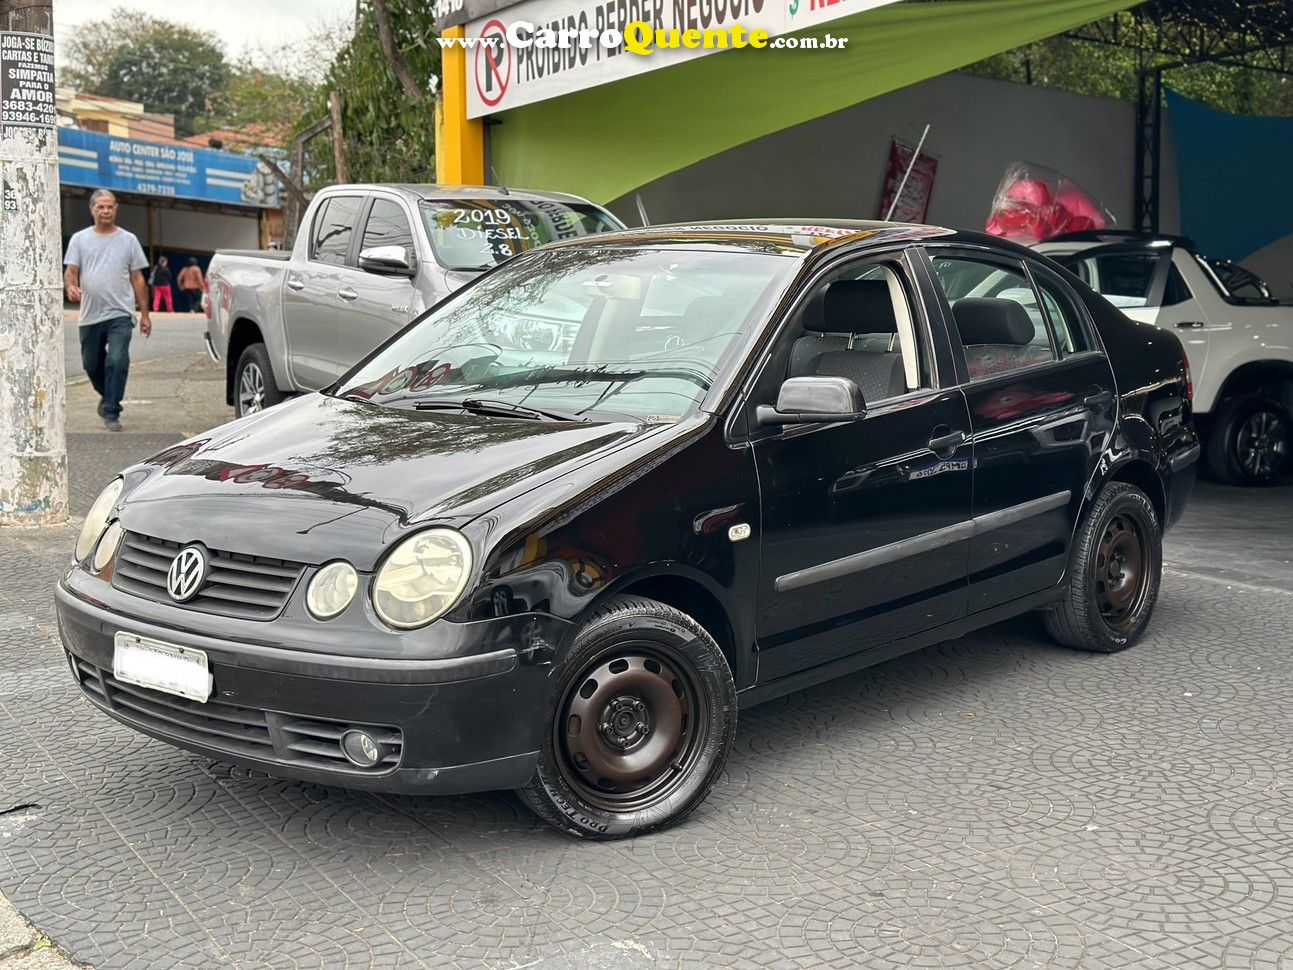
[335,246,797,422]
[420,199,622,270]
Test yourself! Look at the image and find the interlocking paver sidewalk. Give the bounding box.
[2,353,1293,968]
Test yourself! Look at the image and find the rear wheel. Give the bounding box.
[519,595,736,839]
[233,343,284,418]
[1044,482,1162,653]
[1205,392,1290,486]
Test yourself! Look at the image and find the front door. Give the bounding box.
[285,194,364,389]
[748,253,973,682]
[924,249,1117,614]
[331,197,422,381]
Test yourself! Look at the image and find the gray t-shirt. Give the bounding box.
[63,227,148,326]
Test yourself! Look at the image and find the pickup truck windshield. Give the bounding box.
[421,200,621,271]
[334,247,796,421]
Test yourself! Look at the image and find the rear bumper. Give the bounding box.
[55,579,554,794]
[203,331,220,363]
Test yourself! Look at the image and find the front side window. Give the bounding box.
[360,199,416,265]
[336,247,796,422]
[420,199,622,271]
[931,256,1056,380]
[781,260,929,404]
[311,195,362,266]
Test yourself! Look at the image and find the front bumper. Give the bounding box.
[55,579,565,794]
[203,331,219,363]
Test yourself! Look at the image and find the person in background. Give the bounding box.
[177,257,205,313]
[149,255,173,312]
[63,188,152,432]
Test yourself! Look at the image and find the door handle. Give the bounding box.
[1174,321,1206,330]
[338,287,358,301]
[928,427,966,457]
[1083,388,1113,408]
[286,278,305,292]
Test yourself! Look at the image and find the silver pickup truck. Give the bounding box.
[207,184,624,416]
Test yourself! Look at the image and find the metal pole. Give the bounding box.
[0,0,66,525]
[884,124,931,222]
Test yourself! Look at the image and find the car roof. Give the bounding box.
[1041,230,1198,251]
[538,219,987,256]
[326,183,605,207]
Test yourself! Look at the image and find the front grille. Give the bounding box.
[112,532,304,620]
[72,656,403,774]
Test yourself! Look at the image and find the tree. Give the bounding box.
[62,7,230,136]
[294,0,441,186]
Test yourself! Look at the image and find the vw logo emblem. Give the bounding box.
[167,546,208,603]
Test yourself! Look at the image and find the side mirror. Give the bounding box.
[358,245,416,277]
[755,376,867,426]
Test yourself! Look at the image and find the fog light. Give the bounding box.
[340,729,388,768]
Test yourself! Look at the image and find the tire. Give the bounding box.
[233,343,284,418]
[1205,393,1290,486]
[1044,482,1162,653]
[518,595,737,839]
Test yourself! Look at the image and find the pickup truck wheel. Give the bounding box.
[1044,482,1161,653]
[1206,393,1290,486]
[518,595,736,839]
[234,344,284,418]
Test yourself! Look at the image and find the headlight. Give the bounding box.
[372,529,472,629]
[75,478,123,562]
[92,520,124,572]
[307,561,358,620]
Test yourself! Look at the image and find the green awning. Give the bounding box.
[493,0,1142,204]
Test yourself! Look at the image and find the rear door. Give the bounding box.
[923,247,1116,614]
[747,250,973,682]
[284,194,364,389]
[331,195,422,379]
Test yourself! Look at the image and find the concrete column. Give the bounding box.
[0,0,66,525]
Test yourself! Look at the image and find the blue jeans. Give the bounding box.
[79,316,133,420]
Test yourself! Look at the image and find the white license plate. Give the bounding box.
[113,633,211,703]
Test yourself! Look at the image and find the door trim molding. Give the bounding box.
[775,490,1071,593]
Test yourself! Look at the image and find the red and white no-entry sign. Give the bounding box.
[473,19,512,109]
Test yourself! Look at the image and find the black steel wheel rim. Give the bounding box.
[555,641,710,813]
[1236,410,1287,478]
[1094,513,1149,632]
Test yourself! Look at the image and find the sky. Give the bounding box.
[52,0,356,77]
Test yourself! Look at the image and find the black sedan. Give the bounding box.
[57,221,1199,838]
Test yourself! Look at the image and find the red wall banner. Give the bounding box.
[878,138,938,223]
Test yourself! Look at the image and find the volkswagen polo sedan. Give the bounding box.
[57,221,1199,838]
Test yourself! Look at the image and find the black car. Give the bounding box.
[57,221,1199,838]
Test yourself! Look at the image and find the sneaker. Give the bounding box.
[104,418,123,432]
[97,399,105,417]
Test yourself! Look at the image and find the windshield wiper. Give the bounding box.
[411,398,588,422]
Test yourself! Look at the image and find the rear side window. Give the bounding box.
[930,256,1056,380]
[360,198,416,265]
[1030,265,1092,357]
[1163,264,1192,306]
[310,195,362,265]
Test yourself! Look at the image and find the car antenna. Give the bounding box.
[490,165,511,195]
[635,193,650,227]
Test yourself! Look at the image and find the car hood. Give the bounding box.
[117,394,668,569]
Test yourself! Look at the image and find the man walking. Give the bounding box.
[63,189,151,432]
[177,257,204,313]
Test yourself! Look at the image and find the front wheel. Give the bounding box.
[1044,482,1162,653]
[519,595,736,839]
[1205,393,1290,486]
[233,343,284,418]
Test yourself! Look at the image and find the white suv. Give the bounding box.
[1037,232,1293,486]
